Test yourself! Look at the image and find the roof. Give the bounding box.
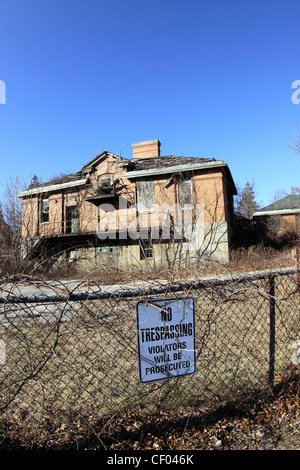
[253,195,300,217]
[18,150,237,197]
[124,155,215,170]
[123,155,237,193]
[81,151,125,171]
[17,151,121,197]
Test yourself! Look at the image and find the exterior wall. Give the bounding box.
[21,197,39,238]
[255,213,300,245]
[281,214,299,231]
[54,224,230,274]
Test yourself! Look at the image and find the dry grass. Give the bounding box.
[42,245,297,286]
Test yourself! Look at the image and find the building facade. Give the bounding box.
[18,140,237,271]
[253,195,300,245]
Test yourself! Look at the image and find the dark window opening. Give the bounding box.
[140,239,153,260]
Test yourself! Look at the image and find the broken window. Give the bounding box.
[140,238,153,260]
[136,179,155,213]
[98,175,114,193]
[66,206,79,233]
[41,197,49,223]
[178,177,193,208]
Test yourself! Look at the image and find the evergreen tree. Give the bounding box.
[234,180,260,219]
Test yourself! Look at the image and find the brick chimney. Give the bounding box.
[132,139,161,159]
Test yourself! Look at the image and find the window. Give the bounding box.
[140,239,153,260]
[178,178,193,208]
[66,206,79,233]
[41,197,49,223]
[95,245,117,263]
[136,179,155,213]
[98,175,114,193]
[95,246,102,259]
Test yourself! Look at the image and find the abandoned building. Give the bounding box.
[253,195,300,245]
[18,139,237,271]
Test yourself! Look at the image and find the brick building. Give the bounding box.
[18,140,236,271]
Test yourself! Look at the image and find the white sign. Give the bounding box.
[136,297,196,384]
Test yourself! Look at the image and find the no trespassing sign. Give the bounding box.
[136,297,196,384]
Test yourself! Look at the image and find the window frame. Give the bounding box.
[136,178,155,214]
[40,196,49,224]
[65,205,79,234]
[139,238,153,260]
[177,177,193,209]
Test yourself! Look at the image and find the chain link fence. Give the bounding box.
[0,267,299,449]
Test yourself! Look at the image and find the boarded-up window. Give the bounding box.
[66,206,79,233]
[178,179,193,208]
[136,179,155,213]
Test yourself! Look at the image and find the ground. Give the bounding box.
[2,372,297,450]
[104,372,299,451]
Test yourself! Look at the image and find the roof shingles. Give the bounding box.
[257,195,300,213]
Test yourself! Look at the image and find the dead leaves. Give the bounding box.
[0,374,299,450]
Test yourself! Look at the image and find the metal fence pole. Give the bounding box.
[268,274,276,388]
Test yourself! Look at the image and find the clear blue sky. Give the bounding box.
[0,0,299,207]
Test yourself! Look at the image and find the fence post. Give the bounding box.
[293,246,299,286]
[268,274,275,389]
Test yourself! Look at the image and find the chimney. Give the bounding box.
[132,139,161,159]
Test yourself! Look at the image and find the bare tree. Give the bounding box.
[273,186,300,202]
[0,176,27,273]
[289,125,300,156]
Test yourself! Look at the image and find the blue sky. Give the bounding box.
[0,0,299,207]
